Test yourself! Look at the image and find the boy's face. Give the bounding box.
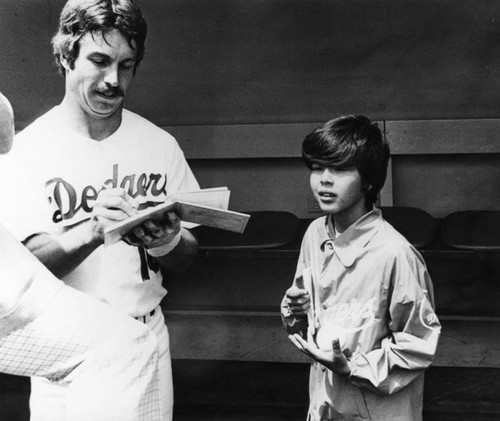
[61,28,137,122]
[310,164,368,225]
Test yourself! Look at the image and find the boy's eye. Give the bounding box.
[311,164,325,171]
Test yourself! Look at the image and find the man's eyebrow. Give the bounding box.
[86,52,110,59]
[86,52,136,63]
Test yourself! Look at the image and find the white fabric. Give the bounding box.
[29,305,170,421]
[0,223,163,421]
[0,222,63,337]
[0,106,200,317]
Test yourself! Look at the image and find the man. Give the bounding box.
[0,92,164,420]
[0,1,199,420]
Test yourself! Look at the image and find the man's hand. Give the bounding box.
[90,188,138,244]
[124,210,181,249]
[288,333,351,377]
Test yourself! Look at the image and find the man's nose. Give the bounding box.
[103,66,119,87]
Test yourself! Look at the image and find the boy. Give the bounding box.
[281,115,441,420]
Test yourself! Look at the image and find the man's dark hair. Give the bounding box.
[52,0,147,75]
[302,115,390,204]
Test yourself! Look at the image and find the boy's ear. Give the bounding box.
[363,183,373,192]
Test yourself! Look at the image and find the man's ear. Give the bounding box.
[60,55,72,73]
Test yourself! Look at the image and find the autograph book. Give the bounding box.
[104,187,250,245]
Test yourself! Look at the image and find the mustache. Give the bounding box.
[96,86,124,97]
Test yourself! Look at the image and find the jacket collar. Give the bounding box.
[320,207,382,267]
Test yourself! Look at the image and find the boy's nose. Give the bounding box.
[320,168,334,183]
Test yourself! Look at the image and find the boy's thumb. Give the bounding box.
[332,338,341,352]
[295,274,305,289]
[333,339,352,358]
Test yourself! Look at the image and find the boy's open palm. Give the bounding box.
[289,333,351,377]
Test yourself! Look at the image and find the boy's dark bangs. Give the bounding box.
[307,137,358,170]
[311,153,355,170]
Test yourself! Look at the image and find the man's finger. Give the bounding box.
[98,189,138,214]
[95,206,132,221]
[143,219,162,237]
[162,210,180,226]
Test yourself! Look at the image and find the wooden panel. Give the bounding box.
[188,158,313,218]
[379,156,393,205]
[130,0,500,124]
[0,374,29,421]
[166,311,500,368]
[167,231,500,309]
[392,154,500,218]
[167,123,317,159]
[166,311,309,363]
[0,0,64,130]
[171,119,500,159]
[4,1,500,129]
[163,254,297,311]
[386,119,500,154]
[171,361,500,420]
[171,118,500,160]
[165,249,500,316]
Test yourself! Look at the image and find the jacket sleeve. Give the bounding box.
[347,244,441,395]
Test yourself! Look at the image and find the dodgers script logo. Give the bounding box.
[45,163,167,224]
[322,297,378,333]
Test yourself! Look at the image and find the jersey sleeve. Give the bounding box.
[0,154,54,242]
[347,244,441,395]
[165,137,200,196]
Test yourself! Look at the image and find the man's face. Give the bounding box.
[62,28,137,121]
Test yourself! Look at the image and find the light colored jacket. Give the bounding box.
[282,208,441,420]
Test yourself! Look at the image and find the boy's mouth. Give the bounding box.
[319,191,336,198]
[318,191,336,203]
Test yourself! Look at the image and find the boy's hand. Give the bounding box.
[288,333,351,377]
[284,285,310,317]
